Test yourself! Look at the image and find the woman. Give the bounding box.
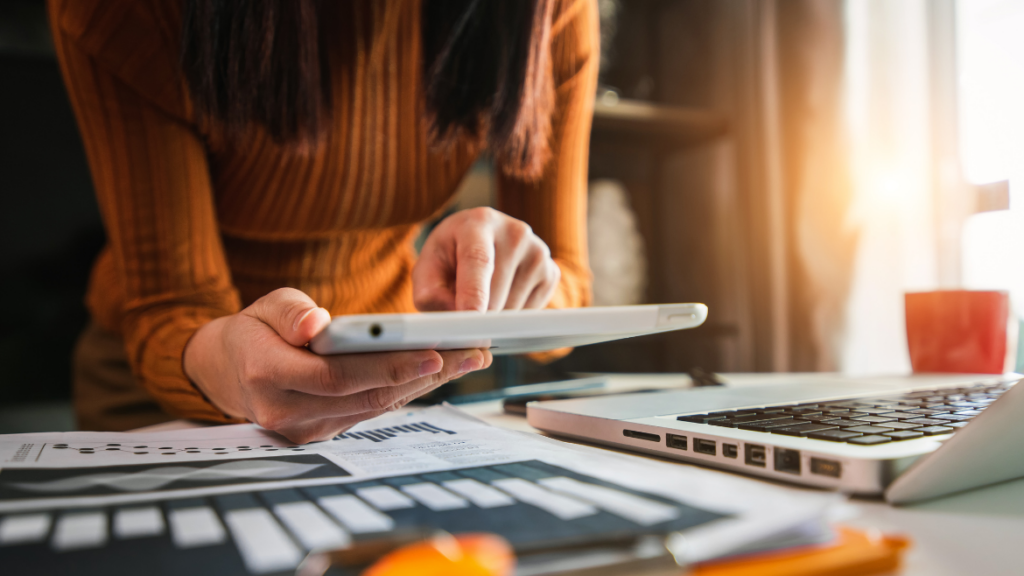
[50,0,597,443]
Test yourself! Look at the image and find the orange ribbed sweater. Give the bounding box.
[49,0,596,422]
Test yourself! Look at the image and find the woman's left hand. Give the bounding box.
[413,207,561,312]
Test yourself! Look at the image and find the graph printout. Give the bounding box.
[0,405,840,572]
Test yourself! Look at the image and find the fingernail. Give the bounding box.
[419,358,443,377]
[294,307,317,331]
[459,358,481,374]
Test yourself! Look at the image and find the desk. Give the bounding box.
[143,373,1024,575]
[454,373,1024,576]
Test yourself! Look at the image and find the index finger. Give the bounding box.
[455,226,495,312]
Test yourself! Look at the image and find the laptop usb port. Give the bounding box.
[745,444,767,467]
[774,448,801,475]
[623,429,660,442]
[723,444,738,458]
[694,438,716,456]
[811,457,841,478]
[666,434,688,450]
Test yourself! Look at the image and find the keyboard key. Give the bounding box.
[947,401,985,408]
[884,430,925,441]
[904,418,948,426]
[704,417,738,427]
[848,408,896,415]
[677,414,726,424]
[851,415,897,424]
[880,411,921,419]
[931,414,972,422]
[823,402,865,409]
[820,419,867,428]
[800,414,840,422]
[808,429,863,442]
[907,408,949,415]
[844,425,893,434]
[955,410,983,416]
[736,419,801,431]
[707,410,739,417]
[822,408,853,415]
[846,435,892,445]
[786,408,823,415]
[945,422,970,428]
[914,426,955,436]
[875,421,923,430]
[771,423,839,437]
[719,413,793,425]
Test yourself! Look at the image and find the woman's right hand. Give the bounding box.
[183,288,491,444]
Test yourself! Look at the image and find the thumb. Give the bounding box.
[246,288,331,347]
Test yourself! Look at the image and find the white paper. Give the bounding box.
[0,513,51,545]
[113,506,165,539]
[51,511,107,551]
[0,405,841,562]
[223,508,304,574]
[168,507,225,548]
[272,501,350,551]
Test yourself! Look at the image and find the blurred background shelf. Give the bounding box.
[592,98,728,147]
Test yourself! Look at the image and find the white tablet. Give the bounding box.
[309,303,707,355]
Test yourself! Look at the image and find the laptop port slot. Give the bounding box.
[774,448,801,475]
[745,444,767,467]
[810,457,841,478]
[723,444,738,458]
[623,429,660,442]
[694,438,717,456]
[666,434,688,450]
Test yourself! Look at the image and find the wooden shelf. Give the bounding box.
[592,98,728,148]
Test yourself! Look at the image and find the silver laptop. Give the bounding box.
[526,374,1024,504]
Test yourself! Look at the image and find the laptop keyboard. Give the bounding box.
[676,380,1017,446]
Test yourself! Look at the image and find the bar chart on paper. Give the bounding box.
[332,421,457,442]
[0,460,726,576]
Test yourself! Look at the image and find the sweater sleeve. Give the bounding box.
[496,0,597,314]
[49,0,243,422]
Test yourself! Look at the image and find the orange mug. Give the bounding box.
[904,290,1010,374]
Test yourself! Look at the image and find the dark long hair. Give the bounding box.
[180,0,555,179]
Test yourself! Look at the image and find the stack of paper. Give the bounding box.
[0,405,841,575]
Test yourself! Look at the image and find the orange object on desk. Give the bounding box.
[362,532,515,576]
[360,525,907,576]
[691,525,911,576]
